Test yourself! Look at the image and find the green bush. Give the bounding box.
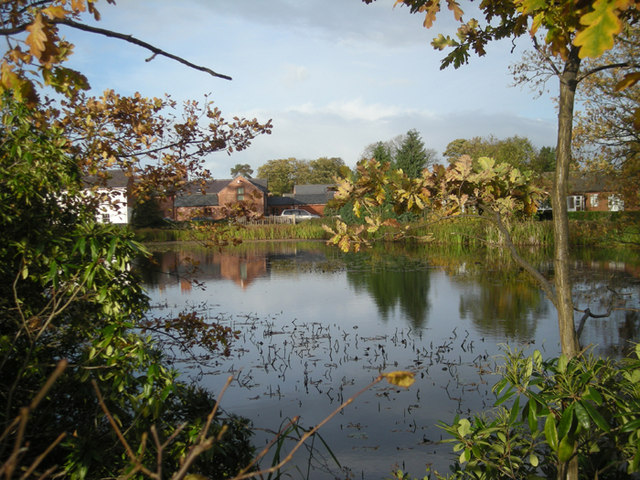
[418,346,640,480]
[0,98,252,479]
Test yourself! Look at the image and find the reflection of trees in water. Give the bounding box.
[457,280,548,341]
[345,256,432,328]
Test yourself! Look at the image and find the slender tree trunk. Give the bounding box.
[554,46,582,480]
[553,46,581,359]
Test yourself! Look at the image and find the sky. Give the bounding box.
[61,0,560,179]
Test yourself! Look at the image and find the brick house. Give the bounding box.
[170,176,269,221]
[540,173,626,213]
[267,184,335,216]
[566,174,625,212]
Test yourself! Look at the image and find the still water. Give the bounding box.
[139,241,639,479]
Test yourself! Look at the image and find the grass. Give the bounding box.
[134,215,638,249]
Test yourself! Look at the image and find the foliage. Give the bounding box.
[132,195,165,227]
[46,90,272,199]
[363,140,396,164]
[0,0,232,106]
[324,156,543,253]
[257,157,344,195]
[307,156,345,184]
[572,24,640,208]
[361,129,437,177]
[443,135,549,173]
[394,128,436,178]
[373,0,640,69]
[231,163,254,178]
[428,346,640,480]
[0,98,250,479]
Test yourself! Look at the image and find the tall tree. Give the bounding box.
[393,129,436,177]
[532,146,557,173]
[308,157,345,184]
[443,135,540,172]
[361,138,399,164]
[364,0,640,367]
[257,158,305,195]
[230,163,254,178]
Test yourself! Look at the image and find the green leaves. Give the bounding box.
[438,348,640,478]
[574,0,624,58]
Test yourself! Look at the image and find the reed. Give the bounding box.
[134,216,636,248]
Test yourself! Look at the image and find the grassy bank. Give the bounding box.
[134,219,331,243]
[134,214,639,248]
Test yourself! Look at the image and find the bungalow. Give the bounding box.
[540,173,626,213]
[267,184,336,216]
[170,176,269,221]
[565,174,624,212]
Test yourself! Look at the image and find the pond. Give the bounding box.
[138,241,640,479]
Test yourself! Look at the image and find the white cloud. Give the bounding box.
[287,98,422,122]
[281,65,310,86]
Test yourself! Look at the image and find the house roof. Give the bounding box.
[267,184,336,207]
[175,176,268,207]
[182,177,268,195]
[540,172,617,194]
[174,193,219,208]
[83,169,130,189]
[293,184,333,195]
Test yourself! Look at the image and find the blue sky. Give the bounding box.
[62,0,559,179]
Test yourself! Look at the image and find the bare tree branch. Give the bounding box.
[54,18,232,81]
[578,61,637,83]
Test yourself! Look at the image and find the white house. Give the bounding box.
[83,170,132,224]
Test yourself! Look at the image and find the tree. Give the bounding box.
[308,156,345,184]
[393,128,437,177]
[257,157,344,195]
[361,136,402,163]
[360,2,640,478]
[571,25,640,207]
[443,135,542,172]
[532,145,557,173]
[0,98,252,478]
[257,158,301,195]
[0,1,272,476]
[0,0,231,105]
[364,0,640,365]
[231,163,254,178]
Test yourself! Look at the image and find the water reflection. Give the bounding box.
[137,241,640,478]
[138,246,271,291]
[345,255,432,328]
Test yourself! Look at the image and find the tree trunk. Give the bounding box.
[553,46,582,359]
[554,46,582,480]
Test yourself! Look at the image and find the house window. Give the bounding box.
[101,213,110,223]
[608,194,624,212]
[590,194,599,208]
[567,195,584,212]
[237,187,245,202]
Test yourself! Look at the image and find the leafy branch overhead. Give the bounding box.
[367,0,639,81]
[1,0,231,104]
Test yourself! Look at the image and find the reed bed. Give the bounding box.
[135,215,637,248]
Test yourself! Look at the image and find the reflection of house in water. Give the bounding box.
[144,248,270,291]
[139,243,335,293]
[219,254,268,289]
